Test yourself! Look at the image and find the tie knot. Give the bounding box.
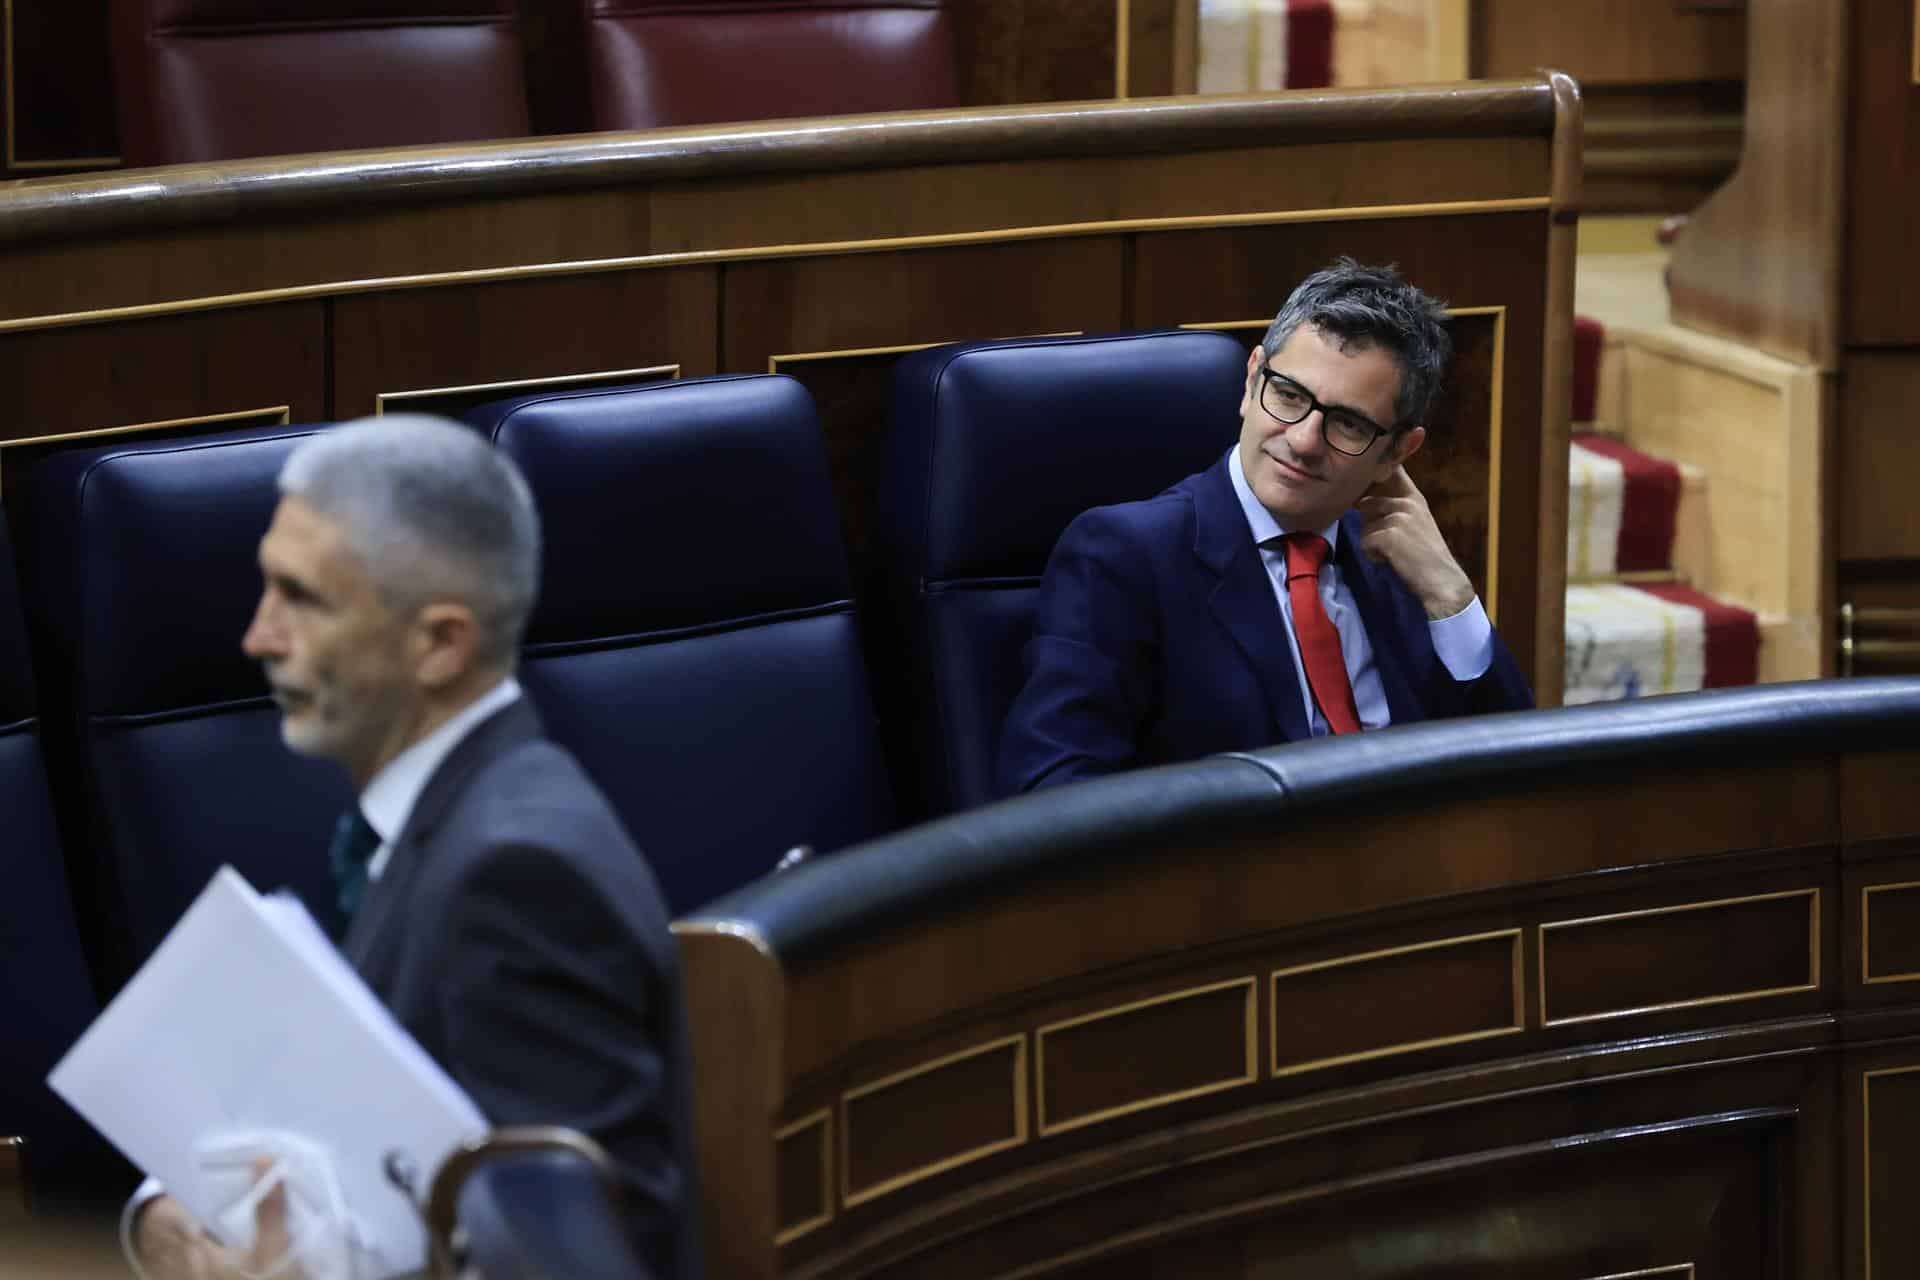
[1281,531,1331,580]
[330,807,381,870]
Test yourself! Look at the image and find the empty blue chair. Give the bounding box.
[466,375,893,912]
[879,330,1250,815]
[0,509,123,1202]
[19,426,353,978]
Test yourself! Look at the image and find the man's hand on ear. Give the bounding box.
[1355,465,1476,620]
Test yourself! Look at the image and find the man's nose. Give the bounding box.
[241,595,281,659]
[1286,410,1327,457]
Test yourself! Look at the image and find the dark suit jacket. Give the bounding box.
[997,458,1534,794]
[343,698,701,1280]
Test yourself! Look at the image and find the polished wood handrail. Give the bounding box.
[0,80,1560,248]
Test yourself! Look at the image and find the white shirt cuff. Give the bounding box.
[121,1177,166,1276]
[1428,595,1495,681]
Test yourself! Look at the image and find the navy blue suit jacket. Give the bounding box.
[344,699,700,1280]
[997,458,1534,794]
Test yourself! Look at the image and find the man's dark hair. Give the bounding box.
[1259,257,1452,428]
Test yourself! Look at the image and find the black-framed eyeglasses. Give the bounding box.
[1253,366,1397,457]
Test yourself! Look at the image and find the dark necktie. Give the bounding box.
[1281,532,1362,735]
[327,806,382,932]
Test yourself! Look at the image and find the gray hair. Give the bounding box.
[278,414,541,672]
[1260,257,1452,429]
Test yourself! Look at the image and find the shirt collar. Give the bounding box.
[1225,444,1341,552]
[359,676,522,845]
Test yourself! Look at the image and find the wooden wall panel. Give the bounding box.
[2,0,117,176]
[1847,0,1920,346]
[1472,0,1746,83]
[0,303,326,448]
[1668,0,1848,367]
[727,237,1126,577]
[1854,1055,1920,1280]
[947,0,1118,106]
[1539,889,1819,1026]
[1042,1118,1780,1280]
[329,269,720,420]
[1837,354,1920,562]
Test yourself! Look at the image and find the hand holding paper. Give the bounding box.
[50,867,489,1278]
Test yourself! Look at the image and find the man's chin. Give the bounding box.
[277,714,330,759]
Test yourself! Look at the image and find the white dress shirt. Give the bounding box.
[123,677,524,1256]
[358,676,522,882]
[1225,446,1493,737]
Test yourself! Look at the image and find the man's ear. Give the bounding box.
[1239,346,1265,415]
[1388,425,1427,469]
[412,602,479,691]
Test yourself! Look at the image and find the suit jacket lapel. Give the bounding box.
[1192,460,1314,745]
[342,698,545,971]
[1333,511,1422,725]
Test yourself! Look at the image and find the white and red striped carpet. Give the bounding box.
[1563,320,1760,702]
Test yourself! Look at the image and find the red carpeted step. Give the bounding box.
[1286,0,1334,89]
[1635,583,1760,688]
[1570,432,1682,574]
[1572,314,1605,423]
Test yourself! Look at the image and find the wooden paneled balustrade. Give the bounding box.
[678,680,1920,1278]
[0,76,1580,717]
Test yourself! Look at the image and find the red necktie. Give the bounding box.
[1282,533,1361,735]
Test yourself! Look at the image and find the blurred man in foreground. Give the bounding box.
[129,415,699,1278]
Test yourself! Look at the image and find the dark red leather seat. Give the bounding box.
[111,0,531,166]
[579,0,957,131]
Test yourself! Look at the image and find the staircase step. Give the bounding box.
[1565,583,1760,703]
[1569,433,1706,581]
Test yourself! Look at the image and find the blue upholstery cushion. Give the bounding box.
[22,426,351,963]
[28,425,322,716]
[468,376,855,642]
[468,376,893,910]
[0,511,118,1196]
[884,330,1250,582]
[879,330,1250,813]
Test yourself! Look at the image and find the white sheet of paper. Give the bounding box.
[48,866,488,1272]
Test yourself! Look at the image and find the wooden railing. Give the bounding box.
[677,679,1920,1278]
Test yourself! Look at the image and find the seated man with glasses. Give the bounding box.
[997,257,1533,795]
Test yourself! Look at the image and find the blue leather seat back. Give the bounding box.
[22,426,352,967]
[0,510,118,1198]
[467,375,893,912]
[881,330,1251,814]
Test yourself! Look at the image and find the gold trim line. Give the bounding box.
[1115,0,1132,99]
[1035,976,1257,1137]
[1538,888,1821,1028]
[1581,1267,1694,1280]
[840,1034,1028,1208]
[768,331,1084,373]
[771,1108,833,1248]
[374,364,680,416]
[0,197,1553,336]
[1271,928,1525,1079]
[0,405,292,487]
[1863,879,1920,986]
[1864,1062,1920,1280]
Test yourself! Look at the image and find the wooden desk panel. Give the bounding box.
[677,705,1907,1278]
[331,270,720,420]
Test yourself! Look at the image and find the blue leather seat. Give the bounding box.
[0,510,121,1201]
[879,330,1250,815]
[466,375,893,913]
[19,426,353,979]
